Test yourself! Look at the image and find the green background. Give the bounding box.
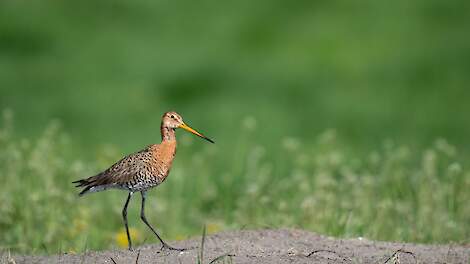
[2,0,470,153]
[1,0,469,253]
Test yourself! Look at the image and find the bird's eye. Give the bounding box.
[170,115,175,119]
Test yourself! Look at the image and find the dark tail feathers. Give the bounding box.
[72,178,94,196]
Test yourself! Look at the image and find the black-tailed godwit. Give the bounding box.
[73,111,214,251]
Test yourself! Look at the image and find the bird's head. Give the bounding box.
[162,111,214,143]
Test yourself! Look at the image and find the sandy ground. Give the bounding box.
[2,229,469,264]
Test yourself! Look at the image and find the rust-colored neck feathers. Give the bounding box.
[156,123,177,177]
[161,124,176,142]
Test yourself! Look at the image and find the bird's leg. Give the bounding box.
[122,192,134,251]
[140,191,186,251]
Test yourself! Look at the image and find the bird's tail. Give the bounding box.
[72,178,95,196]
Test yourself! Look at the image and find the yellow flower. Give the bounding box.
[174,234,186,241]
[206,222,221,234]
[115,228,140,248]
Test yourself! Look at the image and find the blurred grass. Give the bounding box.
[0,111,468,253]
[1,0,470,154]
[1,0,470,254]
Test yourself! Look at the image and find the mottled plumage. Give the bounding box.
[73,111,214,251]
[74,141,176,195]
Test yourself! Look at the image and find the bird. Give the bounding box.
[73,111,214,251]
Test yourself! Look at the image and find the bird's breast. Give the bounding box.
[150,141,177,182]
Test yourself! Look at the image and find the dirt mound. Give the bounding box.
[3,229,469,264]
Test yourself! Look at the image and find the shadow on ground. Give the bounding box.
[3,229,469,264]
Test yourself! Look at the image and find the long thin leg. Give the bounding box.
[122,192,134,251]
[140,191,186,251]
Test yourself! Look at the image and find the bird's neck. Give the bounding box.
[161,126,176,142]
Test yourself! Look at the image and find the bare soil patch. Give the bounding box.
[3,229,469,264]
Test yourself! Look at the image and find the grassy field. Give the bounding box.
[1,112,469,253]
[1,0,470,254]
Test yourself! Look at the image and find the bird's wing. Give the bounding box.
[75,145,161,188]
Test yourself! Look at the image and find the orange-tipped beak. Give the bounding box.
[179,123,215,143]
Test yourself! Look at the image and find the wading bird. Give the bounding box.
[73,111,214,251]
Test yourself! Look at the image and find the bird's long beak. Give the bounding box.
[179,123,215,143]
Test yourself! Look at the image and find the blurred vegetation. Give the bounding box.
[0,0,470,253]
[0,112,468,253]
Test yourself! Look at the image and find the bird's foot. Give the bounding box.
[160,242,189,252]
